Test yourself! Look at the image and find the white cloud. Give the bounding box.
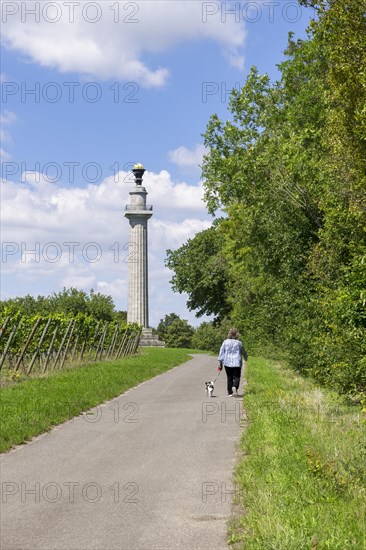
[0,128,9,143]
[1,1,247,87]
[147,170,207,215]
[150,218,211,253]
[97,278,127,296]
[61,272,96,290]
[1,168,213,323]
[0,110,17,126]
[0,148,12,161]
[0,109,17,159]
[168,144,207,170]
[1,169,208,242]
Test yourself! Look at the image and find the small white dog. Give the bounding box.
[205,381,215,397]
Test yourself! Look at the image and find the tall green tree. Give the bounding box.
[87,289,115,321]
[191,320,231,353]
[156,313,194,348]
[166,223,231,322]
[164,318,194,349]
[167,0,366,394]
[156,313,181,341]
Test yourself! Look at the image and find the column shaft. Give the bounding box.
[127,217,149,328]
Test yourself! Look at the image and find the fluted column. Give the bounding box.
[124,164,152,329]
[127,217,149,326]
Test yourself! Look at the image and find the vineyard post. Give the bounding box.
[53,319,73,369]
[121,329,131,358]
[131,330,140,355]
[60,320,76,369]
[132,328,142,354]
[42,321,60,373]
[128,330,137,356]
[71,321,82,357]
[89,321,101,354]
[124,331,134,357]
[106,324,119,359]
[95,322,109,361]
[115,329,128,359]
[109,324,121,357]
[130,330,139,355]
[125,331,135,357]
[0,314,22,371]
[27,318,52,375]
[80,326,90,360]
[14,317,42,372]
[0,315,11,343]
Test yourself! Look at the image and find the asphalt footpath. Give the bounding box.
[0,353,245,550]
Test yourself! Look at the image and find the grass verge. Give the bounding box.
[230,357,366,549]
[0,347,203,453]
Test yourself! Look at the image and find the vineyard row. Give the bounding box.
[0,313,142,375]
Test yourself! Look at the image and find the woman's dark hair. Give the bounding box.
[228,328,239,339]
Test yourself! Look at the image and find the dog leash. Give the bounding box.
[212,367,222,384]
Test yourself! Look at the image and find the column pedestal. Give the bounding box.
[139,328,165,347]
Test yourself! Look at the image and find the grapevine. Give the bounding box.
[0,307,141,376]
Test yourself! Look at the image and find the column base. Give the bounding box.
[139,328,165,347]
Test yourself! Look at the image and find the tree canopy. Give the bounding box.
[166,222,231,321]
[166,0,366,395]
[0,288,127,322]
[156,313,194,348]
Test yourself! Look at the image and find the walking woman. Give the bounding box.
[218,328,248,397]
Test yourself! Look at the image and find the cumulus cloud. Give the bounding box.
[150,218,211,253]
[1,168,212,322]
[1,169,208,241]
[168,143,207,170]
[61,272,97,290]
[1,1,247,87]
[146,170,207,215]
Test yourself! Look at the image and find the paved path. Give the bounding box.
[0,354,244,550]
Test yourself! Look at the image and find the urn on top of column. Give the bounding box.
[132,163,145,185]
[125,163,153,213]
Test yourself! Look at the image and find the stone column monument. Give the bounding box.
[125,163,164,346]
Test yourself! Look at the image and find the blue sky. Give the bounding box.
[1,0,315,326]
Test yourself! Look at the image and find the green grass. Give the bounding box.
[0,348,203,453]
[230,357,366,549]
